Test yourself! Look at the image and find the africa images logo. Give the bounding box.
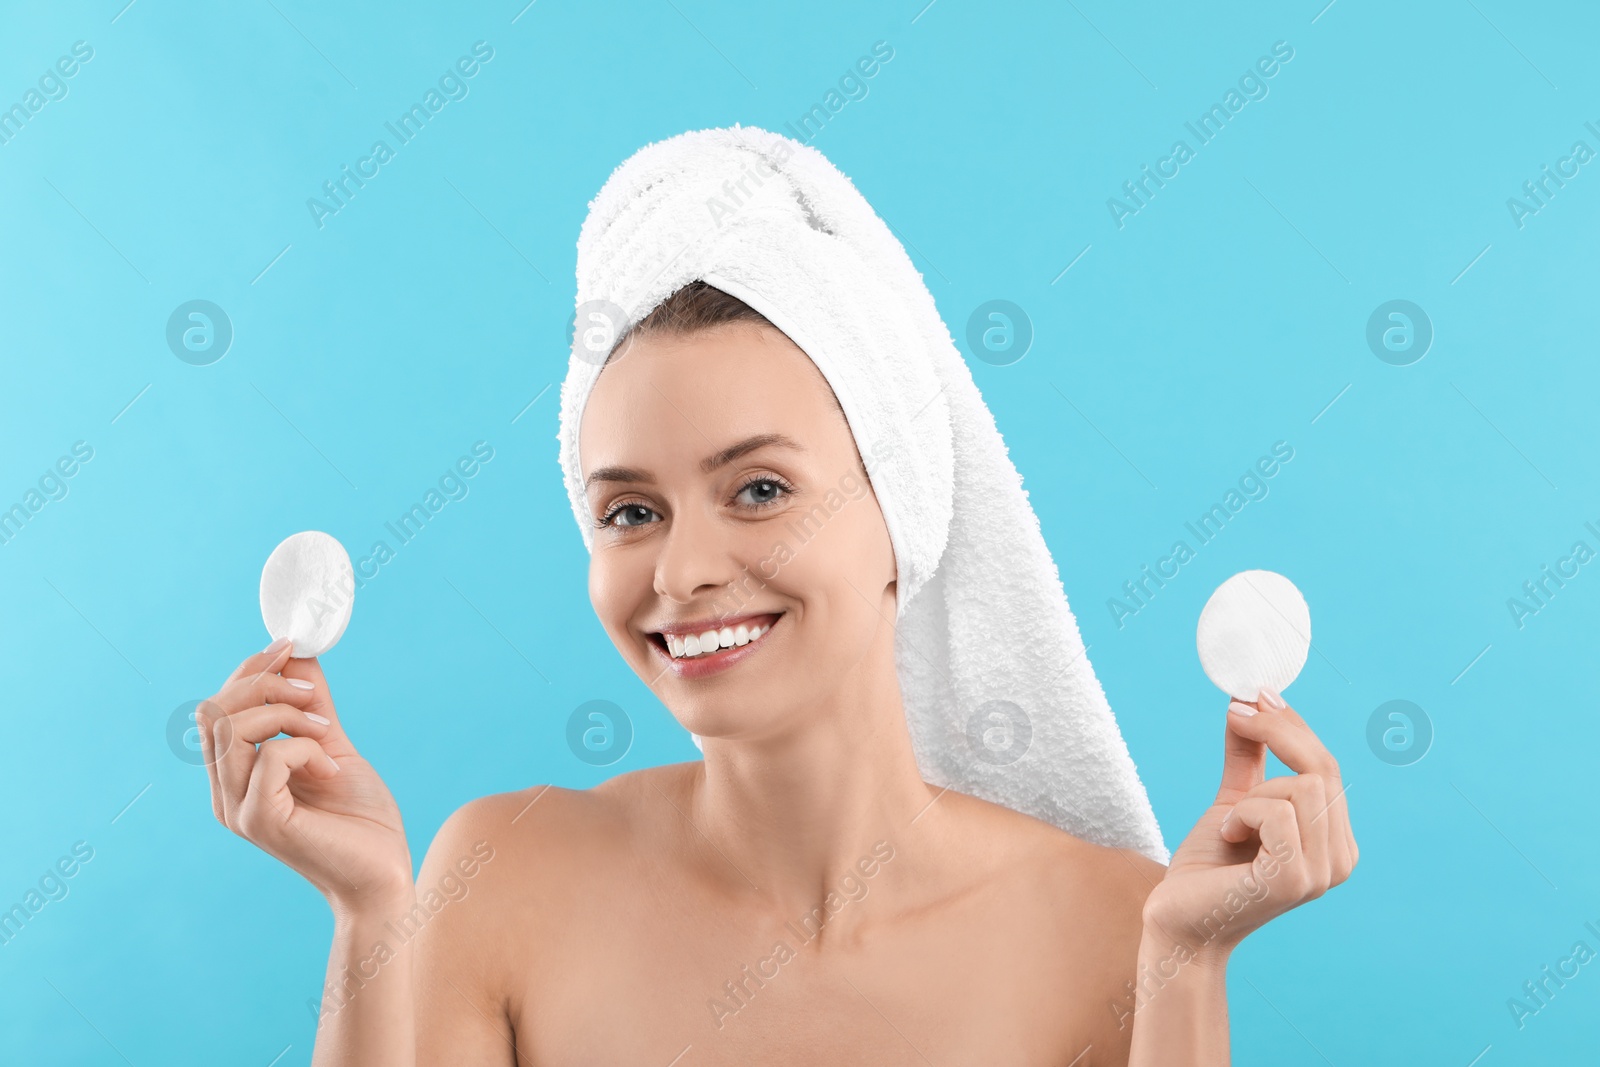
[306,42,495,229]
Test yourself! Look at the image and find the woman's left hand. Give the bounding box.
[1141,689,1358,965]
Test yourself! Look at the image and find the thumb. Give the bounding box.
[1215,700,1266,804]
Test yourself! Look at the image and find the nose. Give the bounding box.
[652,502,745,605]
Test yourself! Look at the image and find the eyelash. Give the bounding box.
[595,474,797,530]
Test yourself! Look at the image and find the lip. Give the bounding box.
[649,611,782,639]
[647,612,784,680]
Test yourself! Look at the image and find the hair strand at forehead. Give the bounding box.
[610,279,774,356]
[605,279,845,421]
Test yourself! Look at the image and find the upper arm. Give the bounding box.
[1051,842,1168,1061]
[1091,846,1166,958]
[1114,847,1167,919]
[412,794,525,1067]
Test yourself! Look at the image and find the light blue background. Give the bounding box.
[3,1,1596,1063]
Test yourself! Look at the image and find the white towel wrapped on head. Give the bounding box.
[556,125,1168,865]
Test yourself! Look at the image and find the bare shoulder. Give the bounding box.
[412,766,693,996]
[932,788,1167,932]
[417,763,694,899]
[907,788,1168,1060]
[411,782,588,947]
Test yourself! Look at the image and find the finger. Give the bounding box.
[1219,796,1315,903]
[1313,773,1356,886]
[1263,690,1310,729]
[1216,700,1268,802]
[278,657,353,749]
[215,704,331,826]
[1251,690,1356,881]
[238,736,340,842]
[1216,799,1305,902]
[1227,692,1342,781]
[195,698,228,825]
[230,703,334,746]
[212,669,321,717]
[226,638,295,688]
[1236,775,1331,892]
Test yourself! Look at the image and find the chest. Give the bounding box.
[499,879,1127,1066]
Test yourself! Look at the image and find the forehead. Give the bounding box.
[578,322,851,470]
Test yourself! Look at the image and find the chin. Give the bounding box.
[668,689,801,745]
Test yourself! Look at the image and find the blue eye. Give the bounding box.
[735,477,792,508]
[598,502,659,529]
[598,476,794,530]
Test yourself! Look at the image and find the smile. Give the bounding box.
[647,612,783,677]
[665,621,771,659]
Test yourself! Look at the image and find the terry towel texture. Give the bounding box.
[556,125,1168,864]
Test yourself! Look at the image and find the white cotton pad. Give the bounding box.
[1195,570,1310,702]
[259,531,356,658]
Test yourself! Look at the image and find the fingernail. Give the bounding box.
[326,755,340,771]
[1221,809,1235,830]
[263,636,291,655]
[305,712,331,725]
[1258,688,1287,709]
[1228,701,1258,717]
[286,678,315,691]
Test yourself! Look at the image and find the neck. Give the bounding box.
[689,629,933,912]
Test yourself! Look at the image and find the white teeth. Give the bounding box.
[666,619,776,659]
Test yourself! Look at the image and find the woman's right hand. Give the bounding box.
[198,638,413,916]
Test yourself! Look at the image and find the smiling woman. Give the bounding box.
[577,299,903,738]
[582,282,877,688]
[195,125,1355,1067]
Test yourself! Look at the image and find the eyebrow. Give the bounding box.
[584,433,806,490]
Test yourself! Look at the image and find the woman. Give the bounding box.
[197,129,1355,1065]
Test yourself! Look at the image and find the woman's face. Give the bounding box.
[579,321,898,740]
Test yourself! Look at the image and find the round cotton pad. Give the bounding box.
[259,531,356,658]
[1195,570,1310,702]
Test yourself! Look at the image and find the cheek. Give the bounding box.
[778,499,894,624]
[588,547,651,639]
[829,496,895,579]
